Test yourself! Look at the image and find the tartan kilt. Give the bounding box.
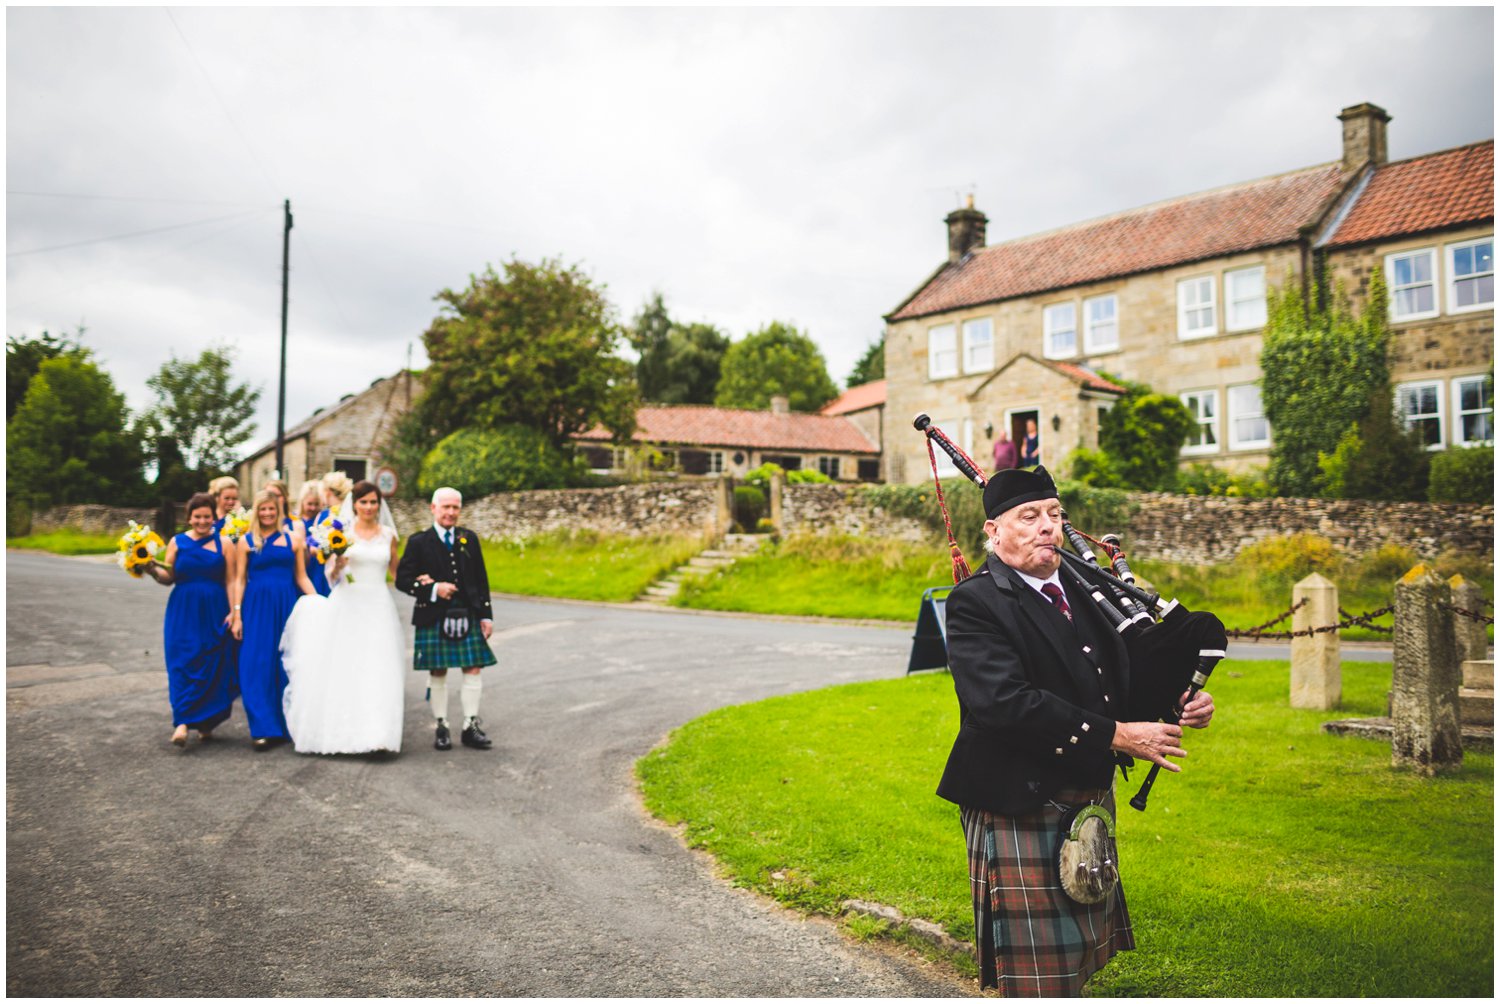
[412,622,498,671]
[961,786,1134,996]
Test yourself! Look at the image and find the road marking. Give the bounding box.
[490,619,575,642]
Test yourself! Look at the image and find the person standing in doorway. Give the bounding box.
[1020,418,1041,468]
[992,429,1018,472]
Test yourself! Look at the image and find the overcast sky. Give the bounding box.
[7,6,1494,456]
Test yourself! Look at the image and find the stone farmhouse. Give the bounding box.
[236,370,418,498]
[882,102,1494,485]
[573,397,881,482]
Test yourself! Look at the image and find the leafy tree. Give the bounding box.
[628,294,730,404]
[1261,268,1390,497]
[847,334,885,387]
[7,328,88,420]
[1317,386,1430,501]
[1094,379,1195,491]
[411,258,638,451]
[7,355,146,507]
[143,346,262,473]
[714,321,839,413]
[418,425,585,497]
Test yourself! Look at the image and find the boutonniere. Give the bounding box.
[459,536,468,546]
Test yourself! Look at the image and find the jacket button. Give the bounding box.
[1054,747,1064,755]
[1081,722,1090,732]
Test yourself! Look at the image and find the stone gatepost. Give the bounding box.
[1290,573,1340,709]
[1448,575,1490,664]
[1391,564,1463,774]
[714,475,734,536]
[768,472,785,535]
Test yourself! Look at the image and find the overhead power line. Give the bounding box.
[7,190,268,209]
[7,208,272,258]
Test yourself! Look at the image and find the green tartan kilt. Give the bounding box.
[413,622,498,671]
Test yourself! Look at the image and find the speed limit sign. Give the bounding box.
[375,466,399,497]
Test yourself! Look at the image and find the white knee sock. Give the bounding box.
[429,673,449,723]
[460,673,483,725]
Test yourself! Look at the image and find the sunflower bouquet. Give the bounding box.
[308,516,352,564]
[116,521,165,578]
[220,506,252,543]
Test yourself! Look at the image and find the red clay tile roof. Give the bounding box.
[1323,140,1494,248]
[890,164,1346,321]
[575,405,879,454]
[1040,360,1126,394]
[821,379,886,415]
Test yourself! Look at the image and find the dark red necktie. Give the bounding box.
[1040,582,1073,622]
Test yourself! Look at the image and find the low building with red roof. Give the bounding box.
[574,396,881,482]
[883,102,1492,485]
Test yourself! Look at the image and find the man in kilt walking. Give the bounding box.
[395,487,497,751]
[937,467,1215,995]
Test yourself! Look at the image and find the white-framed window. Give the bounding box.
[1396,380,1444,449]
[928,323,958,379]
[817,456,841,479]
[709,450,725,474]
[962,317,994,373]
[1083,294,1119,353]
[1452,374,1494,446]
[1177,276,1217,338]
[1446,237,1494,314]
[930,416,960,477]
[1386,248,1439,321]
[1227,383,1271,450]
[1225,265,1268,331]
[1043,302,1077,359]
[1181,390,1219,454]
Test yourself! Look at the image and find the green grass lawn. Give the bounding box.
[673,532,1493,641]
[636,659,1493,996]
[479,529,708,603]
[6,528,121,554]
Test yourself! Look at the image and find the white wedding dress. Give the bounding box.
[281,525,406,753]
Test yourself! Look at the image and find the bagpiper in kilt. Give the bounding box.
[937,468,1217,996]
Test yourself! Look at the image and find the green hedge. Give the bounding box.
[1428,446,1493,503]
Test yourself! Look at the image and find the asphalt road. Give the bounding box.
[5,551,970,997]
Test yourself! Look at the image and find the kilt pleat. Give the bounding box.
[960,786,1134,996]
[413,622,498,671]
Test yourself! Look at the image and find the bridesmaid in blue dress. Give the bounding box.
[143,492,241,748]
[307,471,353,597]
[234,488,316,750]
[208,475,240,534]
[293,480,330,596]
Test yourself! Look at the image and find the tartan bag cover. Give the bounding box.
[413,622,497,671]
[961,786,1134,996]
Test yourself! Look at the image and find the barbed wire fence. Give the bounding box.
[1223,594,1493,640]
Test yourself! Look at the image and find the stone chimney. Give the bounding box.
[945,194,988,263]
[769,395,790,414]
[1339,102,1391,175]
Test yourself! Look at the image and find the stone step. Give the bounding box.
[1321,716,1493,753]
[1463,659,1494,689]
[1460,687,1493,726]
[688,556,733,569]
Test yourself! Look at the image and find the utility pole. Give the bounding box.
[275,199,293,477]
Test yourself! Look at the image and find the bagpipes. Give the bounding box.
[914,413,1226,812]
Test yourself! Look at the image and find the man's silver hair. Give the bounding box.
[430,486,463,505]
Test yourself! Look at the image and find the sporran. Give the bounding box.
[1056,802,1120,904]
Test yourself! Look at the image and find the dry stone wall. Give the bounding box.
[29,482,1493,565]
[386,482,725,541]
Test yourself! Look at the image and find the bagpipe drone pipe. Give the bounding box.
[913,413,1227,811]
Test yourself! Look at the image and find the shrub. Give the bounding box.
[1428,446,1494,503]
[1177,462,1272,498]
[733,485,767,528]
[1234,532,1341,585]
[1065,448,1127,489]
[1097,381,1195,491]
[742,462,832,491]
[7,498,32,538]
[417,425,581,498]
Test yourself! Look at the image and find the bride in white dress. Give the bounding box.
[281,480,407,754]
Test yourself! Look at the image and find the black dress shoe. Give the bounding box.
[461,719,492,750]
[434,720,452,751]
[252,738,271,752]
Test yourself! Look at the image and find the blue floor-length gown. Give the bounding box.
[239,531,300,740]
[162,532,238,732]
[307,509,331,597]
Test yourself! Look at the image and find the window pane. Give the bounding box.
[1463,412,1494,442]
